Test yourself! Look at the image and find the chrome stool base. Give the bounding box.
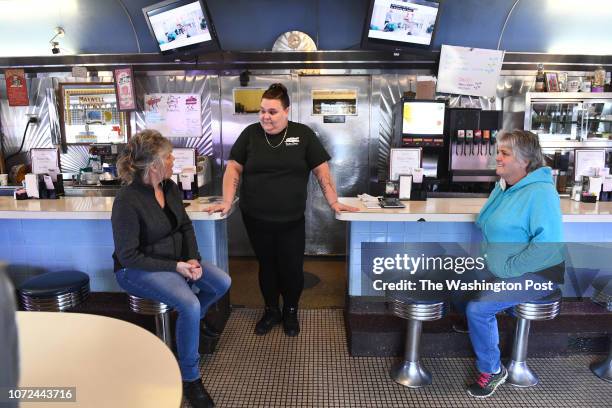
[387,296,446,388]
[590,349,612,383]
[507,360,539,387]
[507,290,561,388]
[390,361,432,388]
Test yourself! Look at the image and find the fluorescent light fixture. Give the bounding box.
[0,0,78,17]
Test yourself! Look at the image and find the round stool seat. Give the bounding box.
[387,288,447,321]
[128,295,170,315]
[513,288,562,321]
[18,271,90,311]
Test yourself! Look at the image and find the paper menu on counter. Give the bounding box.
[574,149,606,182]
[31,148,59,175]
[389,148,421,181]
[172,148,196,174]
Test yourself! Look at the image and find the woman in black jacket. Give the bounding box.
[111,130,229,408]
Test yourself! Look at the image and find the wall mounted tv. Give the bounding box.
[362,0,440,51]
[142,0,220,54]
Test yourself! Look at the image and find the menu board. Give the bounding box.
[436,45,504,98]
[144,93,202,138]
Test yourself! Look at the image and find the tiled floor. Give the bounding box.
[188,309,611,408]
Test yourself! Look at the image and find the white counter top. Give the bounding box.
[0,196,234,220]
[336,197,612,222]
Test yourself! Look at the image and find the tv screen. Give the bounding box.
[402,101,445,136]
[363,0,440,50]
[143,0,219,54]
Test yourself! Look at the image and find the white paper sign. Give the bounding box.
[436,45,505,97]
[390,148,421,181]
[144,93,202,138]
[31,148,59,175]
[172,148,196,174]
[574,150,606,182]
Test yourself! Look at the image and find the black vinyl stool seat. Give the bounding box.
[590,275,612,383]
[507,288,562,387]
[127,294,173,349]
[18,270,90,311]
[387,289,447,388]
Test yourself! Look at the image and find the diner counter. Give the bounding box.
[0,196,233,220]
[336,197,612,222]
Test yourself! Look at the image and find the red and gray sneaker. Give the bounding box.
[467,366,508,398]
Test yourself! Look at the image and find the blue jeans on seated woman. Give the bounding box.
[463,272,557,375]
[115,261,231,381]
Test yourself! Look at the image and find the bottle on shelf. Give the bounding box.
[605,72,612,92]
[593,66,606,93]
[534,64,546,92]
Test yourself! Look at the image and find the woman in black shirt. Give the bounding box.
[112,130,230,408]
[208,83,357,337]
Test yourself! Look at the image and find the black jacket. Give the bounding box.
[111,178,200,272]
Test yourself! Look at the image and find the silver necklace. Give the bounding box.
[264,126,288,149]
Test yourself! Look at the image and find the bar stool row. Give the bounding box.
[388,283,612,388]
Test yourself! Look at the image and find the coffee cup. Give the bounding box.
[0,174,8,186]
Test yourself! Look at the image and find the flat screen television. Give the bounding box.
[402,100,445,137]
[362,0,440,51]
[142,0,220,54]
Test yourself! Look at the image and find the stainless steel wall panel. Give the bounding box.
[374,74,417,182]
[297,76,371,254]
[218,74,295,256]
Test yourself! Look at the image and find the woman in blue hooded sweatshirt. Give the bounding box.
[465,130,564,398]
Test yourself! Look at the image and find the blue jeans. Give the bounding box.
[115,261,231,381]
[464,273,556,374]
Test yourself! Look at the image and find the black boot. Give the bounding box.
[282,306,300,337]
[255,306,282,335]
[200,320,221,339]
[182,378,215,408]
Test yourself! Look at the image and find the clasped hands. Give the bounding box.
[176,259,202,280]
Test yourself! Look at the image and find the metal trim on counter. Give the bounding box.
[335,197,612,222]
[0,196,236,220]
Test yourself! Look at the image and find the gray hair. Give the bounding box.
[497,130,544,173]
[117,129,173,184]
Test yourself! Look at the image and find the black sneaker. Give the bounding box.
[182,378,215,408]
[467,366,508,398]
[282,306,300,337]
[255,306,282,335]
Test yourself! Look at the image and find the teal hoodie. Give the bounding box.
[476,166,564,278]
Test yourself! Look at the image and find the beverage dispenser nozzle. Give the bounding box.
[465,130,474,156]
[482,130,490,155]
[490,130,498,156]
[456,130,465,155]
[474,130,482,155]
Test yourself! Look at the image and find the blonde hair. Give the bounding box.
[498,130,544,173]
[117,129,172,185]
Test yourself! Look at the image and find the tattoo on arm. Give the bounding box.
[316,174,337,196]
